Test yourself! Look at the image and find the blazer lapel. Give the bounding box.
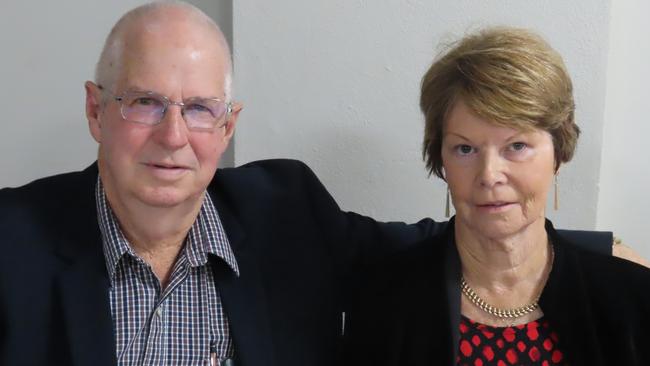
[441,228,462,365]
[57,247,115,366]
[540,226,604,366]
[399,226,460,366]
[211,196,276,366]
[54,162,116,366]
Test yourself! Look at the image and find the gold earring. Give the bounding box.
[445,186,451,218]
[553,174,559,210]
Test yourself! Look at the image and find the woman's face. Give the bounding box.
[441,100,556,239]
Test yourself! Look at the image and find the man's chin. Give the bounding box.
[136,187,202,208]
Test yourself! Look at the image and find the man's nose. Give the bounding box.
[153,104,189,149]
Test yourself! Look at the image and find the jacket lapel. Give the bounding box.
[540,226,604,366]
[211,195,276,366]
[57,248,115,366]
[441,227,462,365]
[398,226,460,366]
[54,163,116,366]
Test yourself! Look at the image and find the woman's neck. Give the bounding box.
[455,218,553,325]
[456,219,550,286]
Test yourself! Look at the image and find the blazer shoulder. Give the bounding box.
[0,164,97,211]
[209,159,325,198]
[216,158,313,181]
[0,164,98,255]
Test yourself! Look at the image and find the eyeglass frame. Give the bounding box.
[97,85,233,130]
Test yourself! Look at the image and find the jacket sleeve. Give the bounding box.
[295,161,445,277]
[555,229,612,255]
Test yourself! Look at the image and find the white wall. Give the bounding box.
[233,1,611,227]
[0,1,145,188]
[2,1,648,253]
[598,0,650,257]
[0,0,233,189]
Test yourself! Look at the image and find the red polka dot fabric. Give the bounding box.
[457,316,566,365]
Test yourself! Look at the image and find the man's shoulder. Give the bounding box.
[0,163,98,241]
[0,163,99,264]
[0,163,97,209]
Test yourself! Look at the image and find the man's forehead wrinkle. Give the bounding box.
[124,16,222,55]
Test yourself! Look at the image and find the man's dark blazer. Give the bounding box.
[343,218,650,366]
[0,160,611,366]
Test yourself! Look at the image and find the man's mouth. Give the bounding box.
[146,162,189,170]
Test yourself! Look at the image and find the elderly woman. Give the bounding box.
[343,27,650,365]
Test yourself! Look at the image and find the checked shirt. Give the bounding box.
[96,178,239,365]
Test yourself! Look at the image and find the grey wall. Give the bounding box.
[598,0,650,257]
[186,0,234,168]
[2,1,648,255]
[233,1,611,228]
[0,0,233,189]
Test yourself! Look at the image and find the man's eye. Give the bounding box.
[185,103,212,114]
[456,145,474,155]
[133,97,159,106]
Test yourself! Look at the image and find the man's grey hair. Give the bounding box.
[94,1,233,101]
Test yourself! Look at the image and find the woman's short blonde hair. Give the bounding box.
[420,27,579,179]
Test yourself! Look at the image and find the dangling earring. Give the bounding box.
[553,174,559,210]
[445,186,451,218]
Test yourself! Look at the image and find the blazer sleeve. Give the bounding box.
[294,161,445,274]
[555,229,612,255]
[296,160,613,267]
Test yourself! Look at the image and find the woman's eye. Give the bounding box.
[510,142,527,151]
[455,144,475,155]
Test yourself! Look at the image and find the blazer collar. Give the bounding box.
[395,221,460,366]
[57,245,116,366]
[209,192,276,366]
[540,222,605,366]
[441,223,461,365]
[53,162,116,365]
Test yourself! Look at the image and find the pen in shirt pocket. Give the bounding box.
[211,342,236,366]
[210,342,217,366]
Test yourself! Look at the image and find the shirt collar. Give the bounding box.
[95,176,240,284]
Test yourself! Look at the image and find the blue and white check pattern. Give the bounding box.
[95,178,239,365]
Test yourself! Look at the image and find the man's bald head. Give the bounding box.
[95,1,232,100]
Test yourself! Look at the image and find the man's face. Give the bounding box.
[86,24,240,208]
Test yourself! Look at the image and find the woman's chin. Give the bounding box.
[457,212,531,239]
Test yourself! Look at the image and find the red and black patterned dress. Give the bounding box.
[457,315,566,366]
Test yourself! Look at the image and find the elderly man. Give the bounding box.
[0,2,635,366]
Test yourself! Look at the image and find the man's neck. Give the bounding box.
[104,187,205,288]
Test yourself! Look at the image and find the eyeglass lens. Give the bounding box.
[121,92,228,129]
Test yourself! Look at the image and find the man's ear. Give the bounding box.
[85,81,103,143]
[223,102,243,142]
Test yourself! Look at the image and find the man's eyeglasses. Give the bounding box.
[101,88,232,131]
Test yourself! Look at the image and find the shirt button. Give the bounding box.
[156,307,164,317]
